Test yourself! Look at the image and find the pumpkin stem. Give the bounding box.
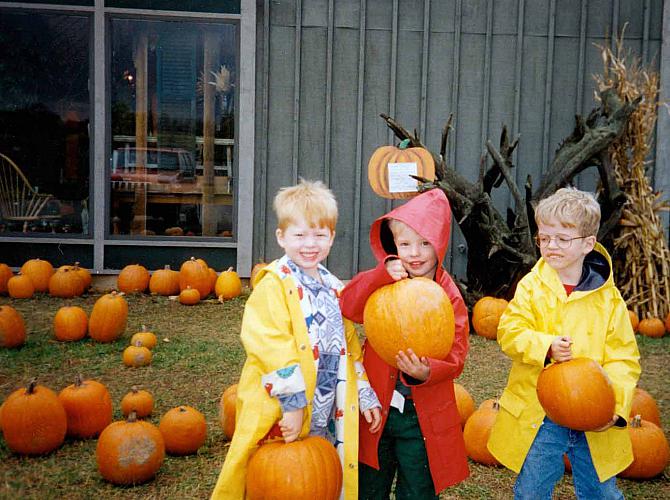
[131,385,139,393]
[127,411,138,423]
[75,374,84,387]
[492,400,500,411]
[226,266,233,273]
[399,138,411,149]
[631,414,642,428]
[141,324,148,332]
[26,377,38,394]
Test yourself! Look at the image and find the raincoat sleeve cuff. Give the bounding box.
[278,391,308,412]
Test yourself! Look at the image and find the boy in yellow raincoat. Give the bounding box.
[211,180,381,499]
[488,187,640,499]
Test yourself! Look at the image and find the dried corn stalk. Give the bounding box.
[595,31,670,320]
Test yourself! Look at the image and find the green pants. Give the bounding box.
[359,399,437,500]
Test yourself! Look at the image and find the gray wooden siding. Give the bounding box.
[254,0,667,281]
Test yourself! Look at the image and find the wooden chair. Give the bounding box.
[0,152,58,232]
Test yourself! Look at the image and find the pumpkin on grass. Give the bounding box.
[0,305,26,348]
[49,268,85,298]
[121,387,154,418]
[463,402,500,466]
[363,277,455,368]
[20,258,54,292]
[1,378,67,455]
[58,375,112,439]
[471,296,508,339]
[7,273,34,299]
[246,436,342,500]
[219,384,238,439]
[130,325,157,349]
[536,358,615,431]
[0,263,12,294]
[637,317,665,338]
[179,257,211,298]
[454,383,475,427]
[629,387,661,427]
[117,264,150,294]
[53,306,88,342]
[215,267,242,300]
[123,342,153,367]
[179,286,200,305]
[149,265,180,296]
[618,415,669,479]
[96,411,165,485]
[88,292,128,342]
[159,406,207,455]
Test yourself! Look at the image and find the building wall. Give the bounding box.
[253,0,667,281]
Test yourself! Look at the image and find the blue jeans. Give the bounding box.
[514,417,624,500]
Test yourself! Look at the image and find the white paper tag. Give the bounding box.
[387,162,418,193]
[390,390,405,413]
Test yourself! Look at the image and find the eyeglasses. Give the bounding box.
[535,234,590,249]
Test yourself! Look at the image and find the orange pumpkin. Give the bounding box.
[121,387,154,418]
[0,305,26,348]
[1,379,67,455]
[638,317,665,338]
[20,258,54,292]
[53,306,88,342]
[96,411,165,485]
[0,399,5,433]
[58,375,113,439]
[250,261,267,289]
[363,277,455,368]
[179,286,200,305]
[88,292,128,342]
[246,436,342,499]
[478,398,498,411]
[72,262,92,290]
[7,273,34,299]
[629,387,661,427]
[130,325,157,350]
[179,257,211,298]
[454,383,475,427]
[123,342,153,367]
[462,402,500,465]
[117,264,150,294]
[149,265,180,296]
[0,263,13,294]
[472,296,509,340]
[159,406,207,455]
[208,267,218,295]
[536,358,615,431]
[219,384,238,440]
[618,415,670,479]
[215,267,242,300]
[628,310,639,332]
[367,140,436,199]
[48,268,85,298]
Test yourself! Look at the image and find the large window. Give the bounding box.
[0,10,91,235]
[110,18,237,238]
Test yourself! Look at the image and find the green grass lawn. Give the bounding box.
[0,292,668,499]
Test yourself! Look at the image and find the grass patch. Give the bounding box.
[0,294,668,499]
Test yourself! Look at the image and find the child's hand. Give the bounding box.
[279,408,304,443]
[363,407,382,433]
[396,348,430,381]
[549,336,573,362]
[593,414,619,432]
[385,259,408,281]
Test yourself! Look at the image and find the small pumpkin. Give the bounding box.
[454,383,475,427]
[48,268,85,298]
[121,386,154,418]
[462,401,500,466]
[0,305,26,348]
[367,139,436,199]
[536,358,615,431]
[96,411,165,485]
[53,306,88,342]
[117,264,150,294]
[628,310,639,332]
[1,378,67,455]
[88,292,128,342]
[159,406,207,455]
[179,257,211,298]
[219,384,238,440]
[123,342,153,367]
[149,265,180,296]
[363,277,455,368]
[637,317,665,338]
[179,286,200,305]
[472,296,509,340]
[58,375,113,439]
[208,267,218,295]
[0,263,13,294]
[618,415,670,479]
[250,261,267,290]
[629,387,661,427]
[130,325,157,350]
[246,436,342,500]
[20,258,54,292]
[7,273,35,299]
[215,267,242,300]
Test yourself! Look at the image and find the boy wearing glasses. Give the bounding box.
[488,187,640,499]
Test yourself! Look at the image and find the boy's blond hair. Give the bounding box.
[534,187,601,236]
[273,179,338,231]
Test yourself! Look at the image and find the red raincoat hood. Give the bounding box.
[369,188,452,265]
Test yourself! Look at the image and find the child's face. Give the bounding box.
[276,217,335,279]
[391,222,438,279]
[536,220,596,281]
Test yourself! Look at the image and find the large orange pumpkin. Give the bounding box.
[20,258,54,292]
[628,310,639,332]
[53,306,88,342]
[363,277,455,367]
[629,387,661,427]
[471,296,509,340]
[219,384,238,440]
[149,265,180,296]
[0,263,13,294]
[454,383,475,427]
[58,375,113,439]
[462,402,500,466]
[179,257,211,298]
[215,267,242,300]
[88,292,128,342]
[1,379,67,455]
[48,268,85,298]
[96,411,165,485]
[618,415,669,479]
[367,140,436,199]
[121,387,154,418]
[246,436,342,500]
[7,273,34,299]
[536,358,615,431]
[637,317,665,338]
[0,305,26,348]
[117,264,150,294]
[159,406,207,455]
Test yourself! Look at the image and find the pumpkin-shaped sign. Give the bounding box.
[363,277,455,367]
[367,139,435,199]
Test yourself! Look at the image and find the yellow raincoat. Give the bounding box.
[211,261,364,499]
[487,243,640,481]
